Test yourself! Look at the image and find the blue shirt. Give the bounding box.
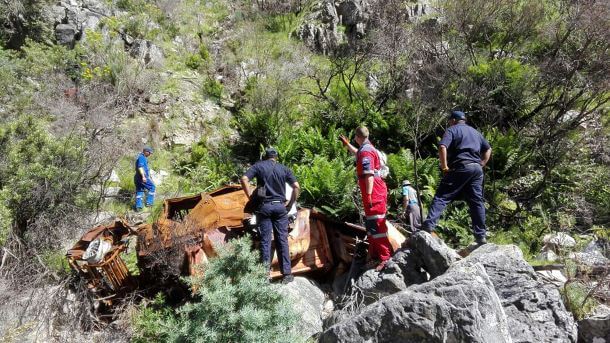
[439,123,491,168]
[135,153,150,179]
[244,159,297,202]
[402,185,418,204]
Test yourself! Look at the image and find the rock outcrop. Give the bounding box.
[296,0,435,53]
[409,231,461,278]
[578,304,610,343]
[322,241,578,343]
[351,231,459,305]
[295,0,340,54]
[279,277,326,340]
[352,265,409,305]
[460,244,578,342]
[47,0,112,46]
[321,263,512,342]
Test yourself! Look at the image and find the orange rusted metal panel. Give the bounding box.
[66,220,135,296]
[69,185,406,296]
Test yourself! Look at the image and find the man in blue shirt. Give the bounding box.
[422,111,492,244]
[241,148,300,284]
[134,146,155,211]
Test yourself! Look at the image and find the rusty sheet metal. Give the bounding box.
[66,220,135,296]
[136,185,375,281]
[70,185,407,296]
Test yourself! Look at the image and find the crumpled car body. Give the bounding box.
[67,185,406,298]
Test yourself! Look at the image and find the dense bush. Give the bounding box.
[132,237,300,343]
[0,116,97,248]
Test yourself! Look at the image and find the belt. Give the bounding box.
[264,200,283,204]
[452,162,480,169]
[366,214,386,220]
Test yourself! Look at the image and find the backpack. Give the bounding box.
[376,149,390,179]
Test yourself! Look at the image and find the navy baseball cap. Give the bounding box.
[264,147,278,159]
[143,146,154,153]
[450,110,466,120]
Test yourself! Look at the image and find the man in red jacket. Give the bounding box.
[341,127,392,271]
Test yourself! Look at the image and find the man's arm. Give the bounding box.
[439,145,449,174]
[481,148,492,167]
[240,175,252,199]
[365,175,373,208]
[138,167,147,182]
[286,182,300,209]
[340,135,358,155]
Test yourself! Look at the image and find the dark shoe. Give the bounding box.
[375,260,389,272]
[475,237,487,245]
[281,274,294,284]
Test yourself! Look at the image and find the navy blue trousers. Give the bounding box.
[258,202,291,275]
[423,163,486,239]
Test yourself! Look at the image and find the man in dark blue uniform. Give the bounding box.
[422,111,492,244]
[134,146,155,211]
[241,148,300,284]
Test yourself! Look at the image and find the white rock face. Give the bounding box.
[150,169,169,186]
[278,277,326,340]
[543,232,577,249]
[109,169,121,183]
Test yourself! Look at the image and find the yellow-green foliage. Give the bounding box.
[562,281,599,321]
[41,249,72,276]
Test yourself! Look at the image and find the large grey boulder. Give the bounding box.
[578,304,610,343]
[409,230,461,278]
[351,247,427,305]
[55,23,78,46]
[320,263,512,343]
[461,244,578,342]
[130,39,164,67]
[279,277,326,340]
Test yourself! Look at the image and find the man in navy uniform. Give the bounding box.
[241,148,300,284]
[134,146,155,211]
[421,111,492,244]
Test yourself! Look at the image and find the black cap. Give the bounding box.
[264,147,278,159]
[450,110,466,121]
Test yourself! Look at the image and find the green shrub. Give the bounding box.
[293,155,355,219]
[175,141,241,193]
[203,78,224,100]
[132,293,176,343]
[185,54,204,70]
[0,191,12,246]
[562,281,599,321]
[0,116,96,246]
[41,249,72,277]
[133,237,301,343]
[174,237,299,342]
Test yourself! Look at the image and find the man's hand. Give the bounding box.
[142,176,147,183]
[339,135,349,146]
[367,194,373,209]
[441,167,450,176]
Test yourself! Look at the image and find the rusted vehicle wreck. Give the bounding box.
[67,185,405,300]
